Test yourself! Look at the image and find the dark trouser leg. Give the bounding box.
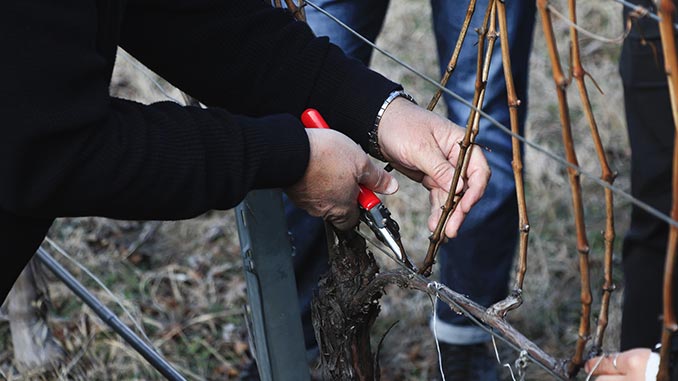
[619,35,678,350]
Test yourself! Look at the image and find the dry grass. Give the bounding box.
[0,1,636,380]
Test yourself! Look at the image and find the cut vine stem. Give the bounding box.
[420,0,495,276]
[566,0,617,356]
[656,0,678,379]
[486,0,531,318]
[537,0,592,376]
[426,0,477,112]
[275,0,306,21]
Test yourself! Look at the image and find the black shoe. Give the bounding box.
[437,342,499,381]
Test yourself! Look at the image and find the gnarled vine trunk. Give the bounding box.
[311,226,381,381]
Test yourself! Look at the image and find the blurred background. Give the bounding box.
[0,1,632,380]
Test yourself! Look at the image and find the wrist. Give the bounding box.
[368,89,417,162]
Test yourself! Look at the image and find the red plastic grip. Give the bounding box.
[301,108,382,211]
[358,187,381,210]
[301,108,330,129]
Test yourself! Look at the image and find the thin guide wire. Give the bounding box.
[430,287,447,381]
[611,0,678,31]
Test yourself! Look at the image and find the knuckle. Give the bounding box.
[432,161,453,183]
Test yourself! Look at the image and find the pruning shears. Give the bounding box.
[301,108,415,270]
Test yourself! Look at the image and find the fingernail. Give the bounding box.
[385,177,398,194]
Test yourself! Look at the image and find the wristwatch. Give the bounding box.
[368,89,417,162]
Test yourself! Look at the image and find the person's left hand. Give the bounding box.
[377,97,491,238]
[585,349,655,381]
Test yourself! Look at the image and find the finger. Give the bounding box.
[328,203,360,231]
[359,158,399,195]
[422,174,464,194]
[455,149,491,213]
[415,149,457,191]
[586,354,625,376]
[444,198,468,238]
[585,356,604,374]
[425,182,473,239]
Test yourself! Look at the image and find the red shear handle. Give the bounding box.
[357,188,381,210]
[301,108,330,129]
[301,108,382,211]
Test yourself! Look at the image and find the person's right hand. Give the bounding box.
[285,128,398,230]
[585,349,657,381]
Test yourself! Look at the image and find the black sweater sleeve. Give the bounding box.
[0,0,398,221]
[119,0,401,151]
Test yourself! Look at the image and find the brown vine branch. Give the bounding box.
[566,0,617,356]
[351,269,569,380]
[657,0,678,379]
[537,0,591,376]
[275,0,306,21]
[297,0,306,22]
[450,2,499,225]
[283,0,306,21]
[420,0,496,276]
[486,0,531,318]
[463,3,498,174]
[426,0,478,112]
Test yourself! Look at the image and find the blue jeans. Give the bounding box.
[292,0,536,346]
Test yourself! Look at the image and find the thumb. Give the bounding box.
[359,160,399,195]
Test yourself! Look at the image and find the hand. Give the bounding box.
[585,349,655,381]
[286,128,398,230]
[377,98,491,238]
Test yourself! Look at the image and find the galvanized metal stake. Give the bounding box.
[235,190,311,381]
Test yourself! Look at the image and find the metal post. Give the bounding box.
[235,190,311,381]
[35,248,187,381]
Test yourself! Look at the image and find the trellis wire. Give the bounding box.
[611,0,678,31]
[546,3,628,43]
[429,286,446,381]
[304,0,678,230]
